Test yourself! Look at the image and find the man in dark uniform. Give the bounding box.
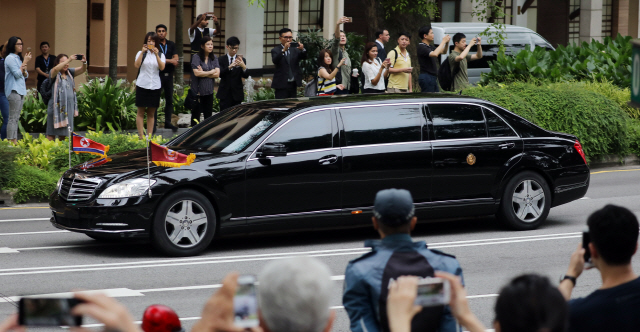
[154,24,179,133]
[34,41,56,93]
[343,189,463,332]
[271,28,306,99]
[188,12,220,56]
[217,36,249,111]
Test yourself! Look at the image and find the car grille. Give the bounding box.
[59,175,102,201]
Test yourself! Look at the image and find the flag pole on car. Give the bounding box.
[146,133,152,198]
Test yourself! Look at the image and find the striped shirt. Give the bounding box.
[317,68,337,96]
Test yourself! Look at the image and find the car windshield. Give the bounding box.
[168,106,290,154]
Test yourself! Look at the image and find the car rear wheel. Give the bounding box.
[497,171,551,230]
[152,189,216,256]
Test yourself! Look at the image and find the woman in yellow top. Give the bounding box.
[316,49,345,96]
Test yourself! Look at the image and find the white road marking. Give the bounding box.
[0,247,19,253]
[0,218,50,222]
[0,288,144,303]
[0,230,69,236]
[579,197,590,199]
[0,232,584,275]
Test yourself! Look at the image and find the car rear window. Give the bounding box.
[340,104,422,146]
[429,103,487,140]
[483,108,517,137]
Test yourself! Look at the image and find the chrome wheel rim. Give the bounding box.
[512,179,545,223]
[165,200,208,248]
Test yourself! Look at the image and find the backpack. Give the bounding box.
[304,69,319,97]
[438,55,461,92]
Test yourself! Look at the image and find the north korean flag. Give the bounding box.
[72,132,109,157]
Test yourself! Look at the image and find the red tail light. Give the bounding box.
[574,140,587,164]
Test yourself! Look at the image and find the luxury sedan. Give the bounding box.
[49,94,590,256]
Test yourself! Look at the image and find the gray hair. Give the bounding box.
[258,257,332,332]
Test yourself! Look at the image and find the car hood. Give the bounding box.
[70,148,239,179]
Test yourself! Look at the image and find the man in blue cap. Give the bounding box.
[343,188,463,332]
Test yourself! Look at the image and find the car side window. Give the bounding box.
[265,111,332,153]
[429,103,487,140]
[483,108,517,137]
[340,105,422,146]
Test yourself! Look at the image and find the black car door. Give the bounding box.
[244,109,342,232]
[427,102,523,218]
[338,103,431,225]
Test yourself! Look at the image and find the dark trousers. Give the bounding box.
[274,81,298,99]
[362,88,385,94]
[154,73,174,131]
[335,89,350,95]
[418,73,439,92]
[191,93,214,127]
[219,98,242,112]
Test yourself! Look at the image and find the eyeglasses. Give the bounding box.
[229,46,239,50]
[16,43,23,46]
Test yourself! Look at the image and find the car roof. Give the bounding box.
[241,93,489,113]
[431,23,535,34]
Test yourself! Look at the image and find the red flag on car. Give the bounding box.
[149,141,195,167]
[72,132,109,157]
[79,157,112,170]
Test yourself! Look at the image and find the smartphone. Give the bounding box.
[415,278,450,307]
[19,298,84,327]
[75,54,83,60]
[583,229,593,268]
[147,44,155,50]
[289,42,299,48]
[206,15,213,20]
[347,17,353,22]
[234,275,258,328]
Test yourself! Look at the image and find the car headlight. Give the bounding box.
[56,176,63,190]
[98,178,157,198]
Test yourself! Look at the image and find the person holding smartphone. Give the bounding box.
[4,36,32,144]
[0,42,10,140]
[360,42,390,94]
[217,36,248,111]
[271,28,306,99]
[316,49,345,96]
[331,16,352,94]
[45,53,87,141]
[448,33,482,91]
[189,12,219,56]
[135,32,166,140]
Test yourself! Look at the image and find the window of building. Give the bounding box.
[429,103,487,140]
[439,0,459,22]
[263,0,289,66]
[266,111,332,153]
[568,0,580,45]
[299,0,323,32]
[340,105,422,146]
[602,0,613,38]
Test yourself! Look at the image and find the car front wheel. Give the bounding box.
[152,189,216,256]
[497,171,551,230]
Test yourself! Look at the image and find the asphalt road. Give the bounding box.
[1,166,639,332]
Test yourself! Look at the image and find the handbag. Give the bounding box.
[184,87,199,110]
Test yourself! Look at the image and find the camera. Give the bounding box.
[289,42,300,48]
[583,229,594,268]
[75,55,83,60]
[19,297,84,327]
[234,275,258,328]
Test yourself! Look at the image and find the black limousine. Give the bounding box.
[50,94,590,256]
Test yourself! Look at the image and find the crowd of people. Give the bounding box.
[0,188,637,332]
[1,13,489,142]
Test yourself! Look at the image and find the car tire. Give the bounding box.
[151,189,216,256]
[497,171,551,230]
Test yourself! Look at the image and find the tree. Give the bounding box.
[108,0,119,81]
[175,0,185,92]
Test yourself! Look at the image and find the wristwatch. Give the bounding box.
[560,275,577,286]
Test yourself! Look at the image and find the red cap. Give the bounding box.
[141,305,183,332]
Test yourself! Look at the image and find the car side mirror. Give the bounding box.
[259,142,287,157]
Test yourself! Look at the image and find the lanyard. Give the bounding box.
[43,56,50,68]
[159,43,167,55]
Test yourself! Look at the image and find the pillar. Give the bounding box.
[631,0,640,38]
[127,0,171,82]
[289,0,300,39]
[322,0,344,39]
[225,0,264,70]
[512,0,528,28]
[54,0,89,87]
[196,0,214,17]
[580,0,603,43]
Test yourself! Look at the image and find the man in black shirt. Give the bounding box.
[34,41,56,93]
[559,205,640,332]
[417,26,449,92]
[154,24,179,133]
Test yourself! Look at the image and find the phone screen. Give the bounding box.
[234,275,258,328]
[583,231,592,263]
[415,278,450,307]
[19,298,83,327]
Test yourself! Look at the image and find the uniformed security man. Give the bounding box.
[343,189,464,332]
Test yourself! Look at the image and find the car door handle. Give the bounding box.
[499,142,515,149]
[319,155,338,165]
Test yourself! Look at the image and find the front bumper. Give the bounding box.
[49,190,160,238]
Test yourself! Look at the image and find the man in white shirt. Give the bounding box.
[189,12,220,55]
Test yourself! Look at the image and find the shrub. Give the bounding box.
[464,82,629,159]
[76,76,138,132]
[571,80,640,120]
[628,119,640,156]
[18,90,48,133]
[481,34,632,88]
[6,164,60,203]
[253,87,276,101]
[0,141,21,190]
[14,134,69,172]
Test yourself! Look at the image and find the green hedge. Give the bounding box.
[7,164,60,203]
[463,82,631,159]
[0,142,21,190]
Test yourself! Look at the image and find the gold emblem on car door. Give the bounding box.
[466,153,476,165]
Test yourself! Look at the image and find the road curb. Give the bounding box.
[589,154,640,169]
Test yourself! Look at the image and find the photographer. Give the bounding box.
[45,53,87,141]
[135,32,166,140]
[189,12,220,55]
[559,205,640,332]
[342,189,463,332]
[4,36,32,144]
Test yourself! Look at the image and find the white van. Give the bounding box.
[430,23,554,85]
